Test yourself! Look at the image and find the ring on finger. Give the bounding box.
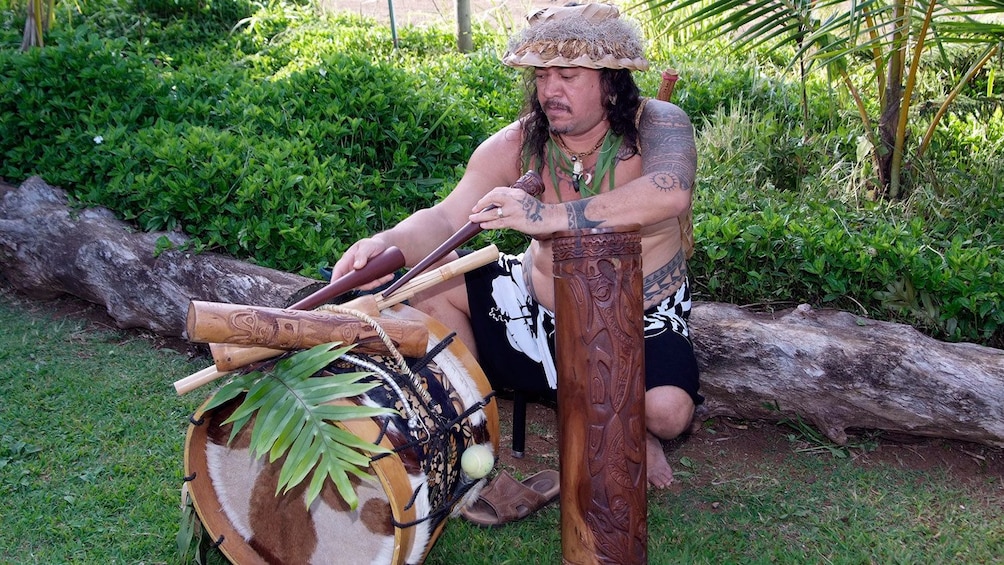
[497,207,504,219]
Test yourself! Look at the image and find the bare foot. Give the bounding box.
[646,433,674,488]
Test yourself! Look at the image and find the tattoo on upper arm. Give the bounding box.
[642,249,687,303]
[640,106,697,195]
[566,199,601,230]
[521,196,545,223]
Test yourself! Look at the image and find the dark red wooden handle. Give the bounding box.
[381,171,543,299]
[289,246,405,310]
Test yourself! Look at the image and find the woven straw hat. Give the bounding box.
[502,3,649,71]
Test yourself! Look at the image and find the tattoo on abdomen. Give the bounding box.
[643,249,687,303]
[566,200,601,230]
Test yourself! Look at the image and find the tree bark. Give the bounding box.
[691,302,1004,448]
[0,176,319,337]
[2,176,1003,448]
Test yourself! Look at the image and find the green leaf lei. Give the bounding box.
[546,130,622,199]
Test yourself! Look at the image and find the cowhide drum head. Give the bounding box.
[184,305,499,564]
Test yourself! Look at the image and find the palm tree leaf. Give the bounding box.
[226,373,284,423]
[299,373,380,403]
[278,430,325,490]
[245,385,296,456]
[320,428,385,466]
[273,343,352,381]
[312,404,397,422]
[259,395,305,461]
[267,412,308,463]
[280,424,324,487]
[204,342,396,509]
[936,20,1004,42]
[204,370,261,411]
[325,426,393,456]
[307,456,357,510]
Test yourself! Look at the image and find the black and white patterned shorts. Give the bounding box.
[463,252,703,406]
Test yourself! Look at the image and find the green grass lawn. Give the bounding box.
[1,287,1001,564]
[0,289,207,563]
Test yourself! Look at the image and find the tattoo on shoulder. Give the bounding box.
[521,196,544,223]
[639,105,697,195]
[566,200,601,230]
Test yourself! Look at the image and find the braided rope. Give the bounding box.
[341,352,429,438]
[316,303,434,407]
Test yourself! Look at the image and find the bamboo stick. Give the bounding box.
[173,245,500,395]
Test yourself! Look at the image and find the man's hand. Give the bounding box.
[472,186,557,237]
[329,237,397,290]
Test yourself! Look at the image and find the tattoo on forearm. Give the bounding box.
[640,106,697,195]
[565,199,601,230]
[521,196,545,223]
[643,249,687,303]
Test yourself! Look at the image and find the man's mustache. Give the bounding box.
[543,100,571,113]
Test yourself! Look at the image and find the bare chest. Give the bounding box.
[537,147,643,205]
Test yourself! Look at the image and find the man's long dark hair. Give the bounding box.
[519,68,643,171]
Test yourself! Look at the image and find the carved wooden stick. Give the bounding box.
[656,68,679,103]
[200,245,403,376]
[174,245,500,394]
[381,170,543,299]
[553,226,646,565]
[187,302,429,362]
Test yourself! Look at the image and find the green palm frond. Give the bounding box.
[640,0,1003,63]
[205,342,395,509]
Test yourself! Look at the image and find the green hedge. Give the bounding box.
[0,3,1000,346]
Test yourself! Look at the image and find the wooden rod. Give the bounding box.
[656,68,679,102]
[380,171,542,299]
[173,245,500,395]
[188,302,429,363]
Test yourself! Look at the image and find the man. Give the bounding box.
[329,3,702,490]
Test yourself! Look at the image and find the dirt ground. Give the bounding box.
[487,389,1004,494]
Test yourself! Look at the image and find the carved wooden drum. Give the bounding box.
[183,305,499,564]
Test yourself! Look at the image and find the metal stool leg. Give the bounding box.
[511,390,527,458]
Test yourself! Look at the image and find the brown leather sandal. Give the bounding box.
[459,469,560,527]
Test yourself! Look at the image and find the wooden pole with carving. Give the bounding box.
[186,301,429,361]
[553,226,647,565]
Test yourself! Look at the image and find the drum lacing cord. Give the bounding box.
[392,483,475,529]
[408,334,453,382]
[376,392,497,529]
[399,333,457,426]
[316,303,434,408]
[371,391,495,464]
[341,352,430,437]
[383,334,460,438]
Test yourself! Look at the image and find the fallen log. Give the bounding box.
[691,302,1004,448]
[0,176,318,336]
[2,176,1002,448]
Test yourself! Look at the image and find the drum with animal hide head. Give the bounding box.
[183,305,499,564]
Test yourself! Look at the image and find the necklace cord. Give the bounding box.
[547,131,623,198]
